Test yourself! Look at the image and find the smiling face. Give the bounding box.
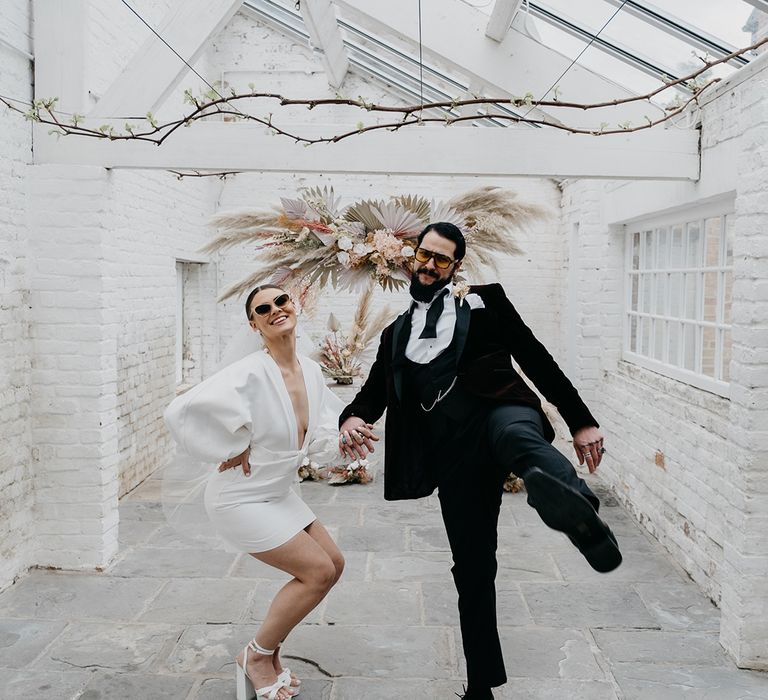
[247,287,297,341]
[409,230,462,302]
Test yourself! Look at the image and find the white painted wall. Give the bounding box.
[559,55,768,669]
[0,0,33,591]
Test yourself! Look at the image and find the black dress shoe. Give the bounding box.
[524,467,622,573]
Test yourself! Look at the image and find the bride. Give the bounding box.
[165,285,376,700]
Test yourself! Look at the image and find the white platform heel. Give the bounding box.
[236,639,289,700]
[276,642,301,697]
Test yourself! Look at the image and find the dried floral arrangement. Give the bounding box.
[203,186,545,301]
[326,459,374,486]
[316,285,395,383]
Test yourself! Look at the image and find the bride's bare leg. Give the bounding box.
[273,520,344,685]
[239,528,338,697]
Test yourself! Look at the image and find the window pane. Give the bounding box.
[656,273,667,315]
[669,272,682,318]
[703,271,718,323]
[630,274,639,311]
[632,232,640,270]
[705,217,721,267]
[684,273,699,320]
[702,326,717,378]
[629,314,638,352]
[669,321,681,365]
[641,317,651,356]
[670,225,684,268]
[654,319,666,362]
[642,274,652,313]
[723,271,733,325]
[725,215,733,267]
[686,222,701,267]
[642,231,653,270]
[683,324,697,372]
[722,328,732,382]
[656,228,668,269]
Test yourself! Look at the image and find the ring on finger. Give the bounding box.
[341,435,347,444]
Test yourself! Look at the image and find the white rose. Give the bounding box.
[336,251,351,265]
[401,246,415,257]
[352,243,370,256]
[337,236,353,251]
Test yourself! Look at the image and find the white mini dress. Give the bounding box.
[164,351,342,553]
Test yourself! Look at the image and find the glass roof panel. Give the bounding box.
[511,0,756,95]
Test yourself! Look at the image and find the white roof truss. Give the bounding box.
[485,0,525,42]
[89,0,244,118]
[297,0,349,88]
[33,0,89,113]
[33,121,699,180]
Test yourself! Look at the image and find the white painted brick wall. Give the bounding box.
[560,61,768,668]
[0,1,34,592]
[719,69,768,670]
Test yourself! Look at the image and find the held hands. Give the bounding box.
[339,417,379,460]
[572,426,605,473]
[218,447,251,476]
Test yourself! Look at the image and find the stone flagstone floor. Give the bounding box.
[1,471,768,699]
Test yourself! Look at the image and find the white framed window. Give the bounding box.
[624,200,733,397]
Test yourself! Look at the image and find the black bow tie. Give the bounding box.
[418,289,448,339]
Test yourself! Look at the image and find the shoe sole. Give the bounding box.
[525,469,622,573]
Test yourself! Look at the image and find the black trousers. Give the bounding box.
[436,403,598,688]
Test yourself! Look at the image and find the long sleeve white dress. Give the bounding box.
[164,351,342,553]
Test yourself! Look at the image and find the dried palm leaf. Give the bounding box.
[344,200,386,231]
[394,194,431,222]
[371,202,425,238]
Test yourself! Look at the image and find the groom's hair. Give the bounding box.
[245,285,283,318]
[417,222,466,262]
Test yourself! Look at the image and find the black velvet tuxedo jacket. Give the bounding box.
[339,283,599,501]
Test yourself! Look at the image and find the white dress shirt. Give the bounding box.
[405,283,485,364]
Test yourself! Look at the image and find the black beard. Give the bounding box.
[409,269,451,302]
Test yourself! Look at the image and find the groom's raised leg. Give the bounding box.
[487,404,621,573]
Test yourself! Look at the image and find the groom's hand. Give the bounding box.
[339,417,379,460]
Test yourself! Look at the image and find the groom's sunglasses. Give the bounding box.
[250,293,292,318]
[414,247,456,270]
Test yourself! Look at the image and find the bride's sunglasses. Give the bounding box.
[250,293,292,318]
[414,247,456,269]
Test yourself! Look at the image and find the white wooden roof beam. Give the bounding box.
[33,0,89,113]
[90,0,244,118]
[33,121,699,180]
[486,0,524,42]
[298,0,349,89]
[333,0,663,129]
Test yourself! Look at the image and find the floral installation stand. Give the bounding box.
[204,185,544,302]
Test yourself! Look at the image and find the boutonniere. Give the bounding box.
[453,281,471,303]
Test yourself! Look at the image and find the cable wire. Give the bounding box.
[522,0,628,119]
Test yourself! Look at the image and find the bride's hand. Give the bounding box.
[218,447,251,476]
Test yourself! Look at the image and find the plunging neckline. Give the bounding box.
[263,351,311,451]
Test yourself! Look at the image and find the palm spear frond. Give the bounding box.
[302,186,340,222]
[372,202,425,238]
[394,194,431,221]
[344,200,386,231]
[428,201,466,230]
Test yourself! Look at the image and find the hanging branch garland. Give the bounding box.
[2,36,766,147]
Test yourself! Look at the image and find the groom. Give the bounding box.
[338,222,621,699]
